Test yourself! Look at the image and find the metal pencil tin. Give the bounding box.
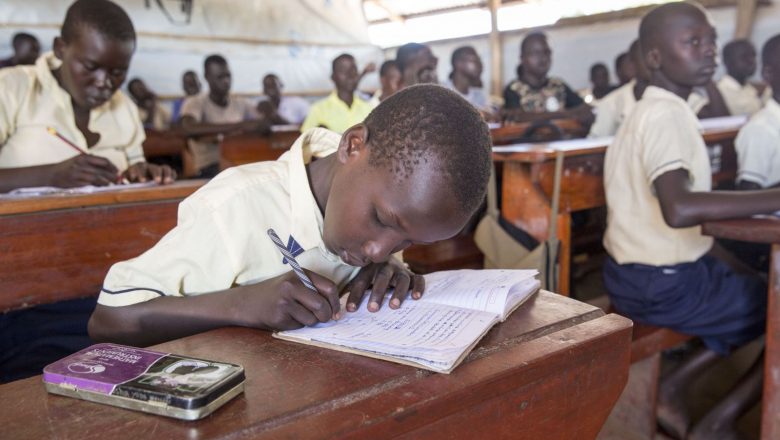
[43,343,245,420]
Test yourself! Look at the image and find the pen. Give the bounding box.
[47,126,124,184]
[267,228,318,293]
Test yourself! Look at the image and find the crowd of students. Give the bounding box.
[1,1,780,438]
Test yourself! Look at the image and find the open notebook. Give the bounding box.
[275,269,540,374]
[0,181,157,199]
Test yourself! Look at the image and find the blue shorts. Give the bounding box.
[603,254,766,355]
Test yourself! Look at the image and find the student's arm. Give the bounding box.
[697,81,730,118]
[89,270,340,347]
[653,168,780,228]
[0,155,119,192]
[257,100,291,125]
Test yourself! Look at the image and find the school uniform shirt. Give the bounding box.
[735,98,780,187]
[443,79,490,111]
[138,102,172,131]
[603,86,713,266]
[717,75,764,116]
[99,127,360,307]
[502,76,584,112]
[588,81,711,138]
[257,95,311,125]
[0,52,146,172]
[300,92,373,134]
[180,93,260,171]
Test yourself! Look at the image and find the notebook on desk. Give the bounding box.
[275,269,540,374]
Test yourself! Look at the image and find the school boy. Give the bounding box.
[717,39,765,116]
[0,0,175,382]
[300,53,373,133]
[395,42,438,88]
[736,35,780,190]
[179,54,267,178]
[89,85,492,347]
[368,60,401,107]
[170,70,200,124]
[0,32,40,69]
[445,46,490,111]
[127,78,171,130]
[602,3,780,439]
[0,0,176,193]
[614,51,636,86]
[502,32,593,125]
[257,73,310,125]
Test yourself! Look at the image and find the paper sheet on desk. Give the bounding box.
[0,181,158,198]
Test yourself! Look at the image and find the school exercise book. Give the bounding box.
[275,269,540,374]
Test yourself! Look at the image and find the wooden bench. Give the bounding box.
[599,309,693,439]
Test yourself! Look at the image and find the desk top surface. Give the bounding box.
[0,179,206,216]
[702,217,780,244]
[0,291,632,439]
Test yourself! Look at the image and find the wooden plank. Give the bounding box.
[219,130,300,169]
[0,292,632,440]
[403,235,483,274]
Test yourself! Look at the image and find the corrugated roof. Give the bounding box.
[363,0,487,22]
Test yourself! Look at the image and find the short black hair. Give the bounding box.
[723,39,754,64]
[183,70,197,77]
[640,2,707,57]
[12,32,38,48]
[204,54,227,72]
[614,52,630,72]
[61,0,135,44]
[521,32,547,55]
[762,34,780,66]
[590,62,608,77]
[451,46,476,68]
[363,84,491,216]
[332,53,355,73]
[379,60,398,77]
[395,42,427,73]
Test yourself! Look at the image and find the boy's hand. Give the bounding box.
[238,269,341,330]
[123,162,177,184]
[343,256,425,313]
[51,155,119,187]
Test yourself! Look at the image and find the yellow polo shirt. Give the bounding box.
[300,92,372,134]
[0,52,146,171]
[99,128,360,307]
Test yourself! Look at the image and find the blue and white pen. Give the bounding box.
[267,228,317,293]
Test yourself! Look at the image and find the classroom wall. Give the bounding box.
[398,3,780,96]
[0,0,383,96]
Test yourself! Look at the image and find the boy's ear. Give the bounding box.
[53,36,65,61]
[645,47,661,71]
[337,124,369,163]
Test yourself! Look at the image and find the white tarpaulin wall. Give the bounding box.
[0,0,383,96]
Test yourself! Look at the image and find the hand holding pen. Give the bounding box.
[47,127,120,187]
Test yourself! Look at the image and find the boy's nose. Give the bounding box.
[361,236,400,264]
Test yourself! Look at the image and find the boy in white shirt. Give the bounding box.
[717,39,765,116]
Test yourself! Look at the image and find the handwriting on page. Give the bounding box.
[422,269,538,316]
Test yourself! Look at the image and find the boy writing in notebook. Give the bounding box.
[0,0,175,193]
[89,85,492,347]
[602,3,780,438]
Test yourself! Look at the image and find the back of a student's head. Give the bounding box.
[11,32,40,65]
[363,84,491,217]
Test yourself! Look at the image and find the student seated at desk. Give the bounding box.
[179,54,268,178]
[614,51,636,87]
[0,0,175,383]
[127,78,171,130]
[368,60,401,108]
[0,0,175,194]
[88,85,491,347]
[580,62,617,104]
[444,46,490,112]
[395,42,438,88]
[717,39,766,116]
[502,32,593,127]
[256,73,310,126]
[170,70,201,124]
[300,53,373,134]
[0,32,40,69]
[602,4,780,439]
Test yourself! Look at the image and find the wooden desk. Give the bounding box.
[0,291,632,439]
[0,180,205,312]
[702,217,780,440]
[493,122,742,295]
[142,129,188,159]
[490,119,587,145]
[220,128,300,169]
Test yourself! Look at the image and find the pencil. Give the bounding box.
[47,127,85,155]
[267,228,318,293]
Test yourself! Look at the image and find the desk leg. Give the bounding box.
[557,213,571,296]
[762,243,780,440]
